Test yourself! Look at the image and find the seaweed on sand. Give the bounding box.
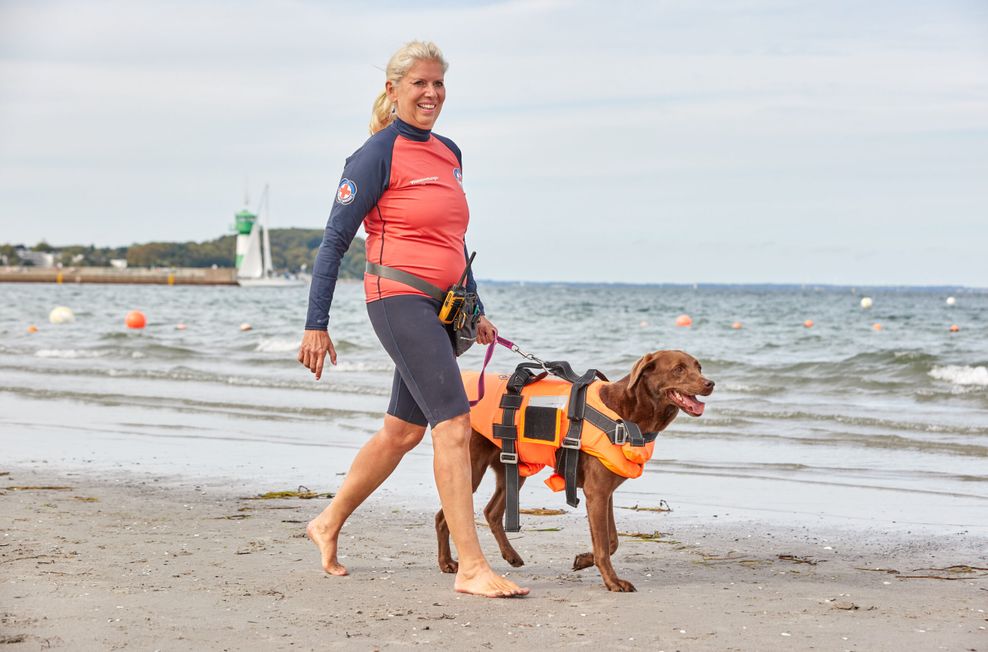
[242,485,334,500]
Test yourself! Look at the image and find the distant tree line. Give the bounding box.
[1,229,365,278]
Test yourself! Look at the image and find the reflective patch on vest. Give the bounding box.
[523,406,559,442]
[527,395,567,410]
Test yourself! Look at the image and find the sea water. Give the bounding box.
[1,281,985,533]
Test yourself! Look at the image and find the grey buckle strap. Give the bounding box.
[365,262,444,302]
[584,405,655,447]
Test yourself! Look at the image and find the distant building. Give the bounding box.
[110,259,128,269]
[16,248,56,268]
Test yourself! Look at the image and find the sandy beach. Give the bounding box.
[2,465,985,651]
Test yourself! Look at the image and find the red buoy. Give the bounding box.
[125,310,146,329]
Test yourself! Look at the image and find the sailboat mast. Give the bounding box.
[261,184,273,277]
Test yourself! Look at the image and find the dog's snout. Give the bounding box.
[702,379,715,394]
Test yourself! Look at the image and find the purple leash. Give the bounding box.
[468,335,549,406]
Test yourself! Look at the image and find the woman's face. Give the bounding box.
[387,59,446,131]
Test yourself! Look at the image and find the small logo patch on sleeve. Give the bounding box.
[453,168,463,185]
[336,179,357,205]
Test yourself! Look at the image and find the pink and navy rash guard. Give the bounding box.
[305,118,482,330]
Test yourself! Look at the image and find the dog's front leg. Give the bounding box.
[483,470,526,567]
[584,487,636,592]
[572,494,619,571]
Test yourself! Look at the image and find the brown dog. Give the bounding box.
[435,350,714,592]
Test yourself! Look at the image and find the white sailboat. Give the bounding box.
[237,185,306,287]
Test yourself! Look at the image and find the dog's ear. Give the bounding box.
[629,352,659,388]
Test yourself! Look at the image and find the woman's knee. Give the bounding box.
[381,415,427,452]
[431,412,472,447]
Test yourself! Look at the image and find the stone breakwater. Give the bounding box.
[0,266,238,285]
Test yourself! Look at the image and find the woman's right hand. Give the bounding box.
[298,329,337,380]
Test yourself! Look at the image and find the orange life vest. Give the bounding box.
[463,371,656,491]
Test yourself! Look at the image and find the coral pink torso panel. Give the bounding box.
[363,136,469,302]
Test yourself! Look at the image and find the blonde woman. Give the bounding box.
[298,41,528,598]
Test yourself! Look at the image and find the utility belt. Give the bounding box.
[365,254,480,356]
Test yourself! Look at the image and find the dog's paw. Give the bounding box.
[572,552,594,571]
[438,559,459,574]
[504,552,525,568]
[605,578,637,593]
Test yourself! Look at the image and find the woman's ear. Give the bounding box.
[385,80,396,103]
[629,352,659,388]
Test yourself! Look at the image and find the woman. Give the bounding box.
[298,41,528,598]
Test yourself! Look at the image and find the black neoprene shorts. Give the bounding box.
[366,294,470,428]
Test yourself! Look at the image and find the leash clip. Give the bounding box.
[509,343,552,375]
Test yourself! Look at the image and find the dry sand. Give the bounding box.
[1,465,985,651]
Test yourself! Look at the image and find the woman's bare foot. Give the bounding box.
[454,564,529,598]
[306,518,348,576]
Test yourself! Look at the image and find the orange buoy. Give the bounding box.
[731,321,743,330]
[803,319,814,328]
[27,325,38,334]
[872,323,882,331]
[176,323,187,331]
[949,324,960,333]
[675,314,693,327]
[239,322,253,332]
[125,310,146,329]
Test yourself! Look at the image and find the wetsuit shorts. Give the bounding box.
[366,294,470,429]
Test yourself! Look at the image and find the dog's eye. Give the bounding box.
[674,365,685,375]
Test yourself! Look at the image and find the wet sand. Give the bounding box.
[1,465,986,650]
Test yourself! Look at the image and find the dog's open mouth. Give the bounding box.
[669,389,705,416]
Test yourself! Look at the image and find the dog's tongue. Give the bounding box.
[672,391,705,416]
[683,395,705,416]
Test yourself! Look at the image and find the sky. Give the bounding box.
[1,0,986,286]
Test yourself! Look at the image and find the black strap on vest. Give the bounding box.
[560,368,601,508]
[365,261,445,301]
[584,406,658,446]
[494,365,546,533]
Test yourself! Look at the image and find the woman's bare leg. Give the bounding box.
[431,413,529,597]
[307,414,426,575]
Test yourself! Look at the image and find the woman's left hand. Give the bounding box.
[476,315,497,345]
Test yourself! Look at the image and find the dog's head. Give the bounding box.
[628,350,714,418]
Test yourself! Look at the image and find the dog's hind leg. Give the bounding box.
[483,463,526,567]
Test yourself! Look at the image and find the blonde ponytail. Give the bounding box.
[369,40,449,135]
[369,89,394,135]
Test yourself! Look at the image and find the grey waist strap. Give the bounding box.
[365,262,445,302]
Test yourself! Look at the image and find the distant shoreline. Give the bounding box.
[478,279,987,292]
[1,267,983,292]
[0,265,238,285]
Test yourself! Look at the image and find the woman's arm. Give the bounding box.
[301,138,390,379]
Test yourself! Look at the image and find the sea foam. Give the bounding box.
[35,349,106,359]
[254,338,301,353]
[929,365,988,387]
